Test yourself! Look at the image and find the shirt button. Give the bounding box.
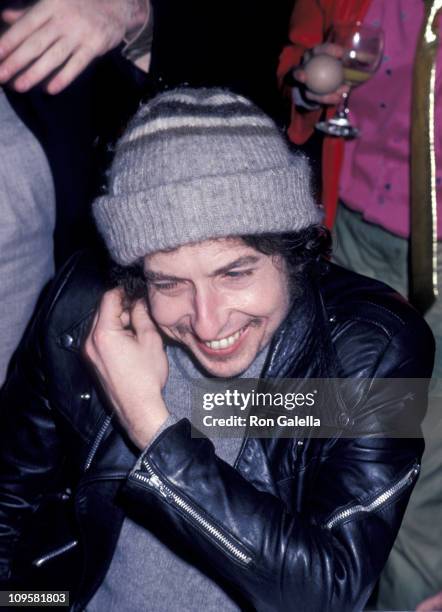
[60,333,74,348]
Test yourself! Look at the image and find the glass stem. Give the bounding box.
[336,90,351,119]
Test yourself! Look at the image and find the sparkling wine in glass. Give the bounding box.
[316,23,384,139]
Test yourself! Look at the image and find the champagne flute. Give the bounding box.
[316,23,384,139]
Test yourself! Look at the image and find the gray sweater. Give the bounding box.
[86,343,268,612]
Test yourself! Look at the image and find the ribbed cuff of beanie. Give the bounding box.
[93,162,322,265]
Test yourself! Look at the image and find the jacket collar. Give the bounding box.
[263,274,336,379]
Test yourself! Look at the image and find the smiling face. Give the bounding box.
[144,238,291,377]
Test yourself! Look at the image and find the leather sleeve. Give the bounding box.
[121,324,431,611]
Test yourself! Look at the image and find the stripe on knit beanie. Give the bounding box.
[93,88,322,265]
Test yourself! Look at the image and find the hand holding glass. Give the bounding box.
[313,23,384,138]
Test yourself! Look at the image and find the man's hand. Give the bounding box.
[0,0,150,94]
[416,591,442,611]
[293,43,350,106]
[84,288,169,450]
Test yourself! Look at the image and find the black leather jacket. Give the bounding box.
[0,251,435,611]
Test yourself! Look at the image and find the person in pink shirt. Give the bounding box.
[339,2,442,242]
[279,1,442,611]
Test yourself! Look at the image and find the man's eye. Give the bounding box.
[224,270,253,279]
[152,281,179,290]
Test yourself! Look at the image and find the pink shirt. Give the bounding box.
[339,0,442,238]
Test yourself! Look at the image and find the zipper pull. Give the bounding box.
[135,462,172,501]
[147,472,169,498]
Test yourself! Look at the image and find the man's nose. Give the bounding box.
[189,286,228,341]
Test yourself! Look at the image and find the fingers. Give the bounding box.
[312,42,345,59]
[0,1,49,61]
[83,306,100,362]
[130,299,157,337]
[1,8,26,25]
[84,288,128,360]
[293,67,306,84]
[89,290,154,342]
[120,309,131,329]
[87,290,158,362]
[0,0,144,92]
[0,23,60,89]
[293,66,349,105]
[304,83,350,105]
[13,39,75,92]
[95,288,127,333]
[0,0,100,92]
[45,45,96,94]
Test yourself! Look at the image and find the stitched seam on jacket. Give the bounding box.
[362,301,406,326]
[337,315,392,339]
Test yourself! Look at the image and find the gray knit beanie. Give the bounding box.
[93,88,322,265]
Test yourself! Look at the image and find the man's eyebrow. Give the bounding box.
[144,271,183,282]
[211,255,260,276]
[144,256,260,281]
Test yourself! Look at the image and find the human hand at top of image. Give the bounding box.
[84,287,169,450]
[293,43,349,106]
[0,0,150,94]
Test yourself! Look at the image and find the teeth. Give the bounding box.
[204,328,244,350]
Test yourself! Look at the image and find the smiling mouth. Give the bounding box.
[201,325,250,350]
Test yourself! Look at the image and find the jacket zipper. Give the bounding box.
[84,414,113,471]
[131,457,252,566]
[325,463,420,530]
[32,540,79,568]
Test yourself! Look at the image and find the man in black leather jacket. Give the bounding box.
[0,88,435,612]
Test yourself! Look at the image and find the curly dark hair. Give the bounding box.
[109,225,331,304]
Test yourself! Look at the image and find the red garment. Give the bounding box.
[277,0,371,227]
